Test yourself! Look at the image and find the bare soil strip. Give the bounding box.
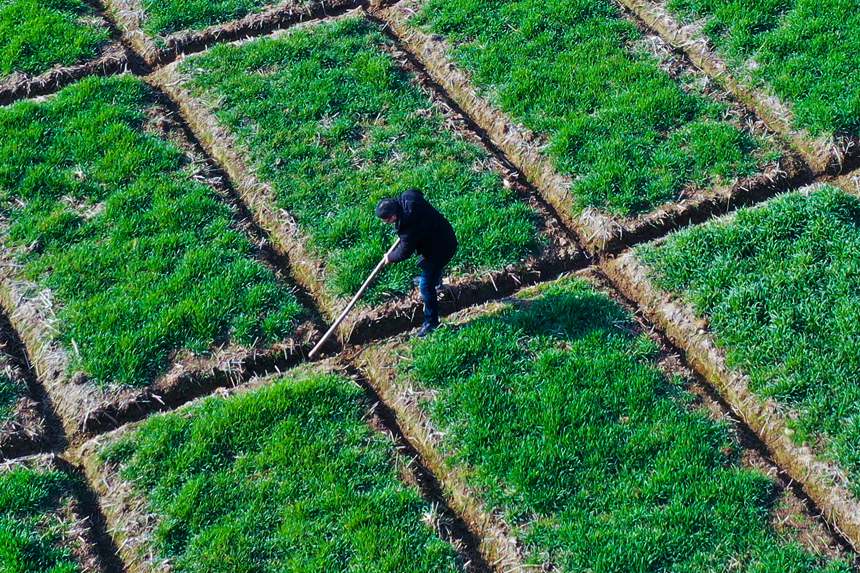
[149,23,584,349]
[53,454,130,573]
[74,361,489,573]
[613,0,860,176]
[602,245,860,551]
[102,0,363,66]
[831,169,860,198]
[0,313,47,460]
[0,43,128,106]
[1,453,108,573]
[356,273,855,569]
[369,1,808,256]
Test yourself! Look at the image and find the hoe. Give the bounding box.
[309,239,401,358]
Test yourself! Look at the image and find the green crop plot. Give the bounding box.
[0,0,110,77]
[99,370,462,572]
[140,0,309,38]
[666,0,860,137]
[394,279,849,571]
[178,17,541,303]
[640,186,860,492]
[0,75,305,388]
[413,0,775,217]
[0,464,87,573]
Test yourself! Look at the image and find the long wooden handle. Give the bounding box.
[309,239,400,358]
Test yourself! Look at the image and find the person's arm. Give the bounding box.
[385,234,415,264]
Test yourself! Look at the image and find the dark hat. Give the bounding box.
[375,198,402,219]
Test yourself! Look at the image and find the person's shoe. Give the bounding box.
[417,322,439,338]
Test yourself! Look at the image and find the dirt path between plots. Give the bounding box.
[831,169,860,198]
[0,312,50,459]
[74,361,491,573]
[102,0,363,66]
[602,251,860,551]
[346,364,493,573]
[369,0,810,256]
[613,0,860,176]
[148,19,584,348]
[0,44,128,106]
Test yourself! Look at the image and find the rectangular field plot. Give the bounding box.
[104,0,359,65]
[646,0,859,169]
[358,278,851,571]
[0,75,312,437]
[79,367,464,573]
[154,16,578,340]
[0,0,125,103]
[376,0,798,253]
[607,185,860,545]
[1,455,104,573]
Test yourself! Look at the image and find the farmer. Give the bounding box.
[376,189,458,337]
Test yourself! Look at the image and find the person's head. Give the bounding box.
[375,197,401,225]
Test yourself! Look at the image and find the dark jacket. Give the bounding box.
[387,190,457,268]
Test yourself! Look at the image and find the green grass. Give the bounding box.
[0,75,305,389]
[666,0,860,136]
[399,279,849,571]
[0,371,24,423]
[413,0,773,217]
[0,0,110,77]
[100,371,462,573]
[0,465,84,573]
[140,0,310,38]
[639,186,860,493]
[180,17,541,303]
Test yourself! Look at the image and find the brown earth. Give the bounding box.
[0,42,127,106]
[103,0,363,66]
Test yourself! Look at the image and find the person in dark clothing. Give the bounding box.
[376,189,458,337]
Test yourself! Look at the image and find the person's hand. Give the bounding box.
[382,254,390,265]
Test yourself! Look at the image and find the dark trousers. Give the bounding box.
[418,262,444,326]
